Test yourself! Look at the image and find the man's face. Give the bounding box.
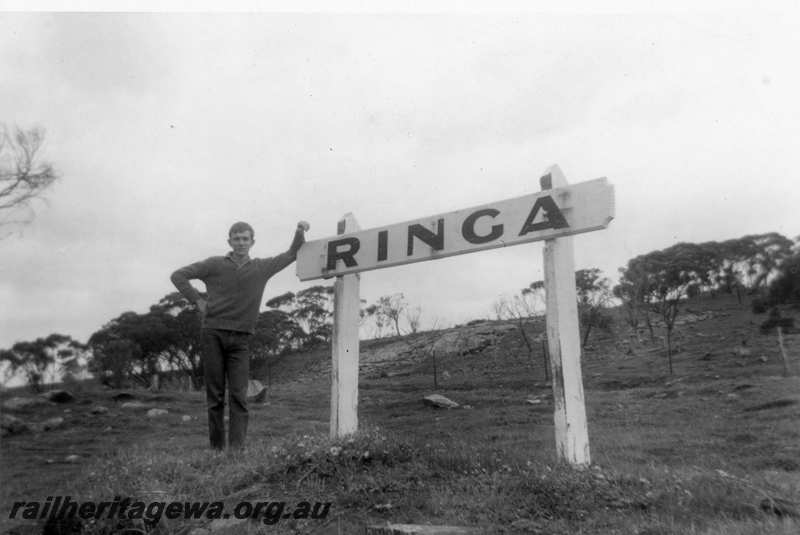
[228,230,254,257]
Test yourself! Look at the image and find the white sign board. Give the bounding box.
[297,177,614,281]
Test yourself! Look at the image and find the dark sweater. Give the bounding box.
[170,230,304,334]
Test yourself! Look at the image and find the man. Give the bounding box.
[170,220,309,450]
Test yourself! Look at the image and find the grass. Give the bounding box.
[1,294,799,534]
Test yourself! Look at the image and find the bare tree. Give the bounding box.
[494,281,549,381]
[365,293,409,337]
[0,124,58,233]
[404,305,423,334]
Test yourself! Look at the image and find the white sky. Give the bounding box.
[1,4,799,349]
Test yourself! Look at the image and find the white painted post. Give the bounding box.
[541,165,591,466]
[330,213,361,438]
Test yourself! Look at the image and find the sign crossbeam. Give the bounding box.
[297,177,614,281]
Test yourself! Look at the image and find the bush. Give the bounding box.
[751,298,768,315]
[767,253,800,305]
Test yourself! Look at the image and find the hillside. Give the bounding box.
[1,294,799,534]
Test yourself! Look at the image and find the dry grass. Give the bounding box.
[1,294,799,533]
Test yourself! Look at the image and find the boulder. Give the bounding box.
[41,389,75,403]
[247,379,267,402]
[90,405,109,415]
[2,396,48,410]
[112,392,136,402]
[423,394,460,409]
[147,408,169,418]
[1,413,29,437]
[30,417,64,433]
[120,401,148,410]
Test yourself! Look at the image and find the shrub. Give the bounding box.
[751,298,768,315]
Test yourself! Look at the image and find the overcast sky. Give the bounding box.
[1,5,799,350]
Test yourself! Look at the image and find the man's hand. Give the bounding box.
[195,298,208,318]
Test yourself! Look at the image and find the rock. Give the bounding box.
[43,417,64,430]
[182,415,192,422]
[41,389,75,403]
[246,379,267,402]
[90,405,109,415]
[734,346,752,357]
[441,370,451,381]
[64,454,80,463]
[29,416,65,433]
[758,356,769,363]
[120,401,148,410]
[526,398,543,405]
[2,396,47,410]
[423,394,460,409]
[147,408,169,418]
[112,392,136,402]
[1,413,29,436]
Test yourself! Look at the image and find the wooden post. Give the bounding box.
[330,213,361,438]
[777,326,791,377]
[541,165,591,466]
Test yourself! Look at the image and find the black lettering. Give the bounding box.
[293,501,311,519]
[185,501,209,518]
[57,496,78,519]
[377,230,388,261]
[326,238,360,270]
[165,503,182,519]
[407,219,444,256]
[95,501,110,519]
[22,503,38,520]
[9,502,25,519]
[40,497,54,518]
[127,501,145,520]
[262,502,284,525]
[51,497,63,518]
[78,502,96,520]
[206,502,224,519]
[311,502,331,519]
[145,502,165,524]
[116,497,131,519]
[462,208,503,244]
[234,502,252,519]
[518,195,568,235]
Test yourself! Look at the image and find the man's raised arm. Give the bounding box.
[263,221,309,275]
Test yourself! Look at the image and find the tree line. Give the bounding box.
[2,231,798,389]
[495,232,799,377]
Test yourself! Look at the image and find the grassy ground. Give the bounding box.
[1,294,799,534]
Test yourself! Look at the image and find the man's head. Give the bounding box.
[228,221,255,257]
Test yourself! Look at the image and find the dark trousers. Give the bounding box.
[201,328,251,449]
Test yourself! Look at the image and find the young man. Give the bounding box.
[170,220,309,450]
